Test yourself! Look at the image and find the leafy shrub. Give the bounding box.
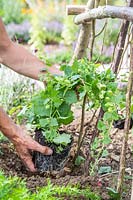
[6,21,31,43]
[46,50,72,65]
[0,65,40,116]
[92,53,112,64]
[20,72,78,146]
[0,0,27,25]
[28,3,63,59]
[0,171,30,200]
[62,16,78,46]
[0,171,101,200]
[20,58,125,150]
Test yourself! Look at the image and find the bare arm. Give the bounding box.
[0,18,57,172]
[0,18,62,80]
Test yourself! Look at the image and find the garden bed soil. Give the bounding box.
[0,111,132,200]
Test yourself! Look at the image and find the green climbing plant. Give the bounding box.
[19,58,125,155]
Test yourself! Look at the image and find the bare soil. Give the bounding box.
[0,110,132,200]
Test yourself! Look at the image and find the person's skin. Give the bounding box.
[0,18,62,172]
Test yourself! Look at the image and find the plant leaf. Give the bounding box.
[98,166,112,175]
[64,90,78,105]
[75,156,85,166]
[107,187,120,200]
[53,133,71,145]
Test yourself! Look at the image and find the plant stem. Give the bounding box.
[74,93,87,162]
[73,0,100,166]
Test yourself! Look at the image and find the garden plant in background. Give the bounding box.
[0,0,27,24]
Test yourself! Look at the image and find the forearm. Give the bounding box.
[1,42,62,80]
[1,42,47,80]
[0,18,61,80]
[0,18,11,47]
[0,107,20,142]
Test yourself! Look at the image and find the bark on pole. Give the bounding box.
[74,6,133,25]
[70,0,95,63]
[66,5,86,15]
[112,0,133,74]
[131,179,133,200]
[117,26,133,194]
[112,21,130,74]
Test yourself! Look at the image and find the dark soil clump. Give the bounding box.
[33,130,72,172]
[113,118,133,129]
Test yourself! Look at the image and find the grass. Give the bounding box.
[0,171,101,200]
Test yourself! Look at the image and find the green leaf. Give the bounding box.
[39,118,49,127]
[101,149,109,158]
[124,175,133,180]
[33,104,50,117]
[43,98,50,105]
[113,94,123,105]
[103,112,113,122]
[91,138,99,150]
[59,115,74,125]
[103,111,119,122]
[71,60,79,73]
[43,128,58,142]
[58,111,74,125]
[97,120,107,131]
[71,74,80,81]
[107,187,120,200]
[102,134,111,145]
[58,102,71,117]
[130,104,133,112]
[50,118,58,126]
[60,65,72,76]
[64,90,78,105]
[75,156,85,166]
[53,133,71,145]
[98,166,112,175]
[39,118,58,128]
[79,90,86,100]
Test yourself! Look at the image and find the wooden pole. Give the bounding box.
[117,26,133,194]
[74,6,133,25]
[112,0,133,74]
[70,0,95,63]
[66,5,86,15]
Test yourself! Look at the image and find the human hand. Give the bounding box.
[40,64,64,78]
[12,127,53,172]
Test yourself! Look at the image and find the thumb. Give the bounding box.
[39,145,53,155]
[31,141,53,155]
